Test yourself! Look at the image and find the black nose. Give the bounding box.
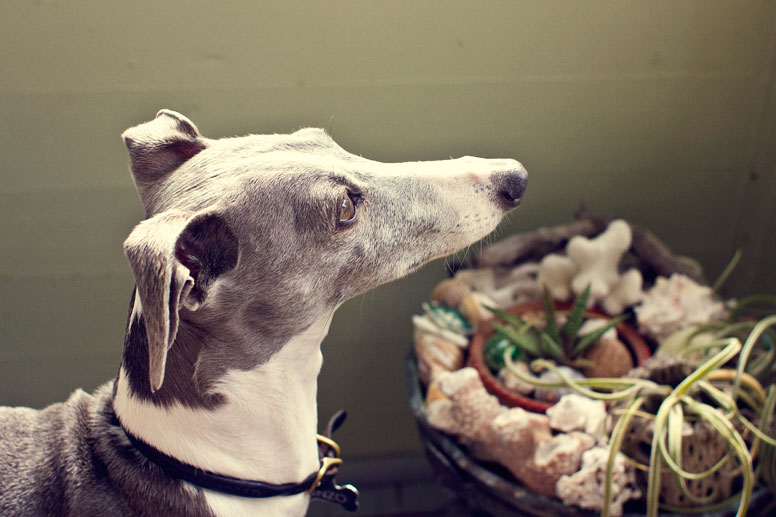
[498,170,528,208]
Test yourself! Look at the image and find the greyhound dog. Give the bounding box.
[0,109,527,516]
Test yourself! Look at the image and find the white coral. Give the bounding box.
[636,273,728,342]
[538,254,577,301]
[556,445,641,517]
[546,394,608,441]
[537,220,644,314]
[602,268,643,316]
[567,220,632,305]
[428,368,504,445]
[534,431,595,472]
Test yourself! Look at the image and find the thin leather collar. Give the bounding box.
[116,410,358,510]
[122,427,322,497]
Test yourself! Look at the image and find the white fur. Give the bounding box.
[129,289,142,327]
[113,313,334,516]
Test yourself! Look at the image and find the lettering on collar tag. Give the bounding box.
[312,479,359,512]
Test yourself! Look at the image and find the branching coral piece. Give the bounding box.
[535,220,644,314]
[567,219,632,306]
[603,268,643,316]
[546,394,607,441]
[534,431,596,474]
[489,408,584,496]
[538,254,577,301]
[426,368,600,497]
[426,367,504,445]
[555,445,641,517]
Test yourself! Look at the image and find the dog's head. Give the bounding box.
[121,110,527,393]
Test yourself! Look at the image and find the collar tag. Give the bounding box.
[311,480,359,512]
[310,410,359,511]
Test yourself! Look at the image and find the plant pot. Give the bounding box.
[467,299,652,413]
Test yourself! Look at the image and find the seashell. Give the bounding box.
[458,292,495,327]
[422,301,474,335]
[414,328,465,385]
[430,279,472,308]
[412,315,468,347]
[425,380,447,404]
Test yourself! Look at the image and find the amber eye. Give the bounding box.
[337,194,356,225]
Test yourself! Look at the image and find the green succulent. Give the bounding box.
[485,285,628,371]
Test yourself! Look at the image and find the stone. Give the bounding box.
[534,366,585,403]
[581,337,634,379]
[497,361,536,396]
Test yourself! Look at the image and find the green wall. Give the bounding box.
[2,1,775,457]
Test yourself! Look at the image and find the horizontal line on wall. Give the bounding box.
[0,69,760,97]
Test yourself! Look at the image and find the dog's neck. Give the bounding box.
[113,310,333,511]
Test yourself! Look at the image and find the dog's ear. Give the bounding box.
[124,209,239,392]
[121,110,206,203]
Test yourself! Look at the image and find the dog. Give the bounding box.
[0,109,527,516]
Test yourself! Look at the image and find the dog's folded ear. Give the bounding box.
[122,109,207,204]
[124,209,238,392]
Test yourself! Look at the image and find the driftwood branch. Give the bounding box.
[474,204,707,285]
[473,219,600,268]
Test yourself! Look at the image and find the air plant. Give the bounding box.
[483,285,628,371]
[502,308,776,517]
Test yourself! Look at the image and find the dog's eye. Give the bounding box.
[337,194,356,226]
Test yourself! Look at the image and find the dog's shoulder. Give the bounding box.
[0,387,90,514]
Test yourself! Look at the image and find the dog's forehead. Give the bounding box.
[204,128,364,179]
[151,128,366,213]
[216,127,349,159]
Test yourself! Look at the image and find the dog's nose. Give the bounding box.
[497,168,528,209]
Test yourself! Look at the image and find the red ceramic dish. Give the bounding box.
[467,299,652,413]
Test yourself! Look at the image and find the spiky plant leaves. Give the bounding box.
[539,332,563,359]
[560,284,591,342]
[490,321,541,357]
[485,305,530,332]
[572,314,629,356]
[543,288,562,345]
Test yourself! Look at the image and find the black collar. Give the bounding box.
[118,410,359,512]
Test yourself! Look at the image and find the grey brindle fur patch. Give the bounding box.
[0,109,527,516]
